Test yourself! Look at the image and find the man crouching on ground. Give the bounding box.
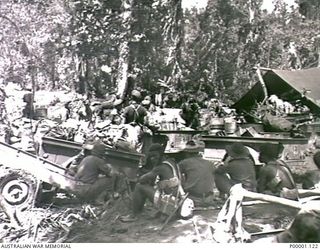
[120,143,193,222]
[178,140,216,207]
[69,140,117,204]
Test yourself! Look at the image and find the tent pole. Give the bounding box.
[256,65,268,104]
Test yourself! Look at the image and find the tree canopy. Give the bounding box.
[0,0,319,103]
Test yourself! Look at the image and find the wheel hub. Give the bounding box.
[2,179,29,205]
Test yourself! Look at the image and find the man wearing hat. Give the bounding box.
[163,92,180,108]
[135,101,149,126]
[121,100,137,124]
[120,143,192,222]
[179,96,200,129]
[121,98,146,125]
[154,86,166,107]
[64,141,91,176]
[257,143,298,200]
[141,96,156,113]
[137,143,165,178]
[131,89,142,103]
[70,140,116,203]
[214,142,257,196]
[178,140,216,206]
[22,91,34,119]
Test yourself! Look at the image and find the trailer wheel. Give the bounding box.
[0,172,37,209]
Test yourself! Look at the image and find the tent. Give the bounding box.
[232,67,320,114]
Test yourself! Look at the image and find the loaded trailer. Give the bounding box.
[0,139,144,216]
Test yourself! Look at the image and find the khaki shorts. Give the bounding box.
[72,177,113,202]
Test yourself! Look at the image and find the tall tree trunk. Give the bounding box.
[77,58,87,94]
[163,0,183,89]
[30,57,36,119]
[174,0,183,89]
[116,0,134,99]
[51,59,56,89]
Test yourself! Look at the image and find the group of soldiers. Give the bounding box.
[64,127,320,243]
[13,88,320,243]
[92,88,209,130]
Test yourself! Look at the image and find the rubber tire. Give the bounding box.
[0,171,37,210]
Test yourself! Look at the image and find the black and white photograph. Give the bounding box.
[0,0,320,245]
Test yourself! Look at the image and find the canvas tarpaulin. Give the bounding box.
[232,67,320,114]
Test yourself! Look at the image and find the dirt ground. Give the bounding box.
[61,156,314,244]
[61,193,296,243]
[65,198,219,243]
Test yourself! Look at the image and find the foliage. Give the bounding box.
[182,0,320,103]
[0,0,75,90]
[0,0,319,103]
[66,0,185,97]
[182,0,265,103]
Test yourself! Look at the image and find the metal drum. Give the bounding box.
[224,118,237,134]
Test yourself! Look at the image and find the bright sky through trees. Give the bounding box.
[182,0,298,12]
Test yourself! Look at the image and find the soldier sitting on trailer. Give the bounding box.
[121,99,148,127]
[122,100,137,124]
[120,143,193,222]
[257,143,298,200]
